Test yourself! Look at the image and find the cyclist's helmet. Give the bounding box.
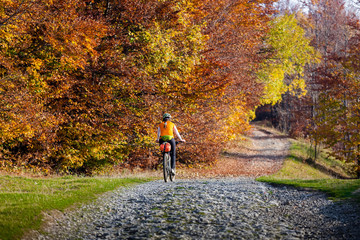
[163,113,171,120]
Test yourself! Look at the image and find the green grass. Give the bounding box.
[257,178,360,202]
[257,139,360,203]
[289,140,353,178]
[0,175,151,240]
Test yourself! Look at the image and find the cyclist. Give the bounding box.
[156,113,185,175]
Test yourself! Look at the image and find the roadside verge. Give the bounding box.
[0,176,151,240]
[257,135,360,203]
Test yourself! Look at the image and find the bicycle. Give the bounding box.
[159,141,178,182]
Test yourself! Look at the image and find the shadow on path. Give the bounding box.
[222,152,288,162]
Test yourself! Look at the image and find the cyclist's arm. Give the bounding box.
[156,127,160,142]
[173,125,185,142]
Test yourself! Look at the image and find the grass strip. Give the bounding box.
[0,175,151,240]
[257,139,360,203]
[257,177,360,202]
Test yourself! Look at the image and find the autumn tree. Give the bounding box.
[263,0,360,177]
[299,0,360,176]
[0,0,109,173]
[254,12,320,135]
[84,0,277,169]
[258,13,319,106]
[0,0,278,174]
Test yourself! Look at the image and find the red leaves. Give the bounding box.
[0,0,278,174]
[266,0,360,177]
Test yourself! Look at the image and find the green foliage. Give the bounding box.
[258,14,320,105]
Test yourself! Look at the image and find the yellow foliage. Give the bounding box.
[289,77,307,96]
[217,97,254,141]
[258,14,320,105]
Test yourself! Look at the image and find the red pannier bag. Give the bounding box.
[160,142,171,152]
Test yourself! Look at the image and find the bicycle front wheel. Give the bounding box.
[169,167,175,182]
[163,153,171,182]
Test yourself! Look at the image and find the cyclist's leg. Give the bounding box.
[169,138,176,170]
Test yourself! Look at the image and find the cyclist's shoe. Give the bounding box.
[171,169,176,176]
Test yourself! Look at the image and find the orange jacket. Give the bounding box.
[159,121,175,138]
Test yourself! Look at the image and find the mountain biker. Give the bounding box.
[156,113,185,175]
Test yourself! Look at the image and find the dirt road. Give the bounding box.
[179,126,290,178]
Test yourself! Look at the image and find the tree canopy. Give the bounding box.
[1,0,359,177]
[258,14,319,105]
[0,0,277,174]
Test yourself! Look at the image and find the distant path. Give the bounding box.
[221,127,291,176]
[180,126,291,178]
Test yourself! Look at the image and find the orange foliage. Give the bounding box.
[0,0,276,174]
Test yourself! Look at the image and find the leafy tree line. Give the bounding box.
[1,0,321,175]
[259,0,360,178]
[0,0,280,174]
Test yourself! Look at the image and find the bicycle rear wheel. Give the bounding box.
[163,153,171,182]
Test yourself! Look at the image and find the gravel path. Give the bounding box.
[33,127,360,239]
[37,178,360,240]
